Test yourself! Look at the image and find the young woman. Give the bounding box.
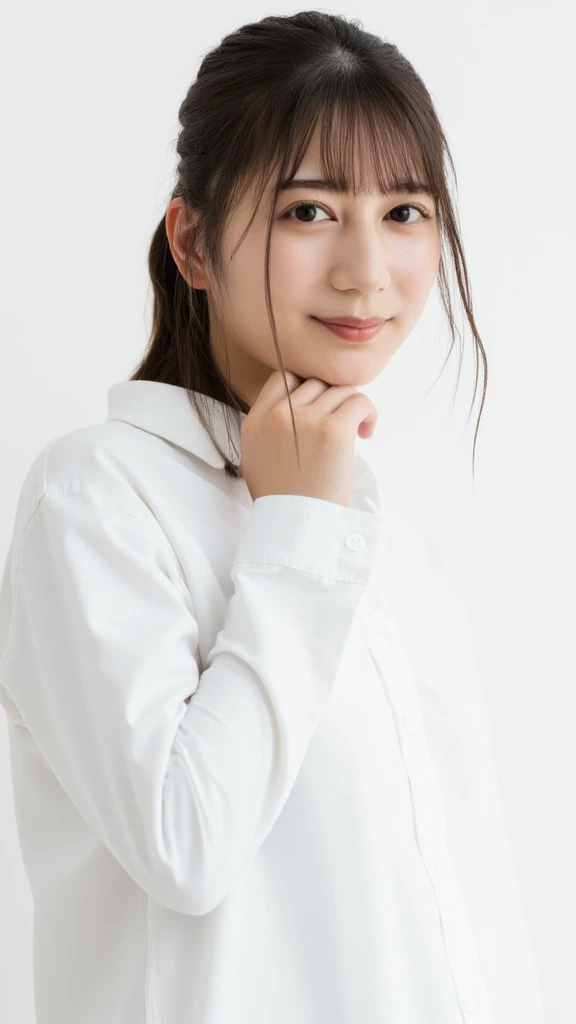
[0,11,546,1024]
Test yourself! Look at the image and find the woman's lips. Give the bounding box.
[312,317,391,342]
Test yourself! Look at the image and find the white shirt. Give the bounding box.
[0,379,546,1024]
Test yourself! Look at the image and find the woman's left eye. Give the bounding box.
[282,202,431,225]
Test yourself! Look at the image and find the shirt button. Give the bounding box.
[372,607,386,626]
[402,715,419,735]
[0,687,19,716]
[463,995,481,1014]
[431,855,448,874]
[345,533,366,552]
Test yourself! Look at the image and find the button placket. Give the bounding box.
[372,606,386,627]
[431,855,449,875]
[0,685,24,724]
[360,600,495,1023]
[463,995,482,1015]
[401,714,419,736]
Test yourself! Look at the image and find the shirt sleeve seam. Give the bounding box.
[39,437,188,583]
[0,490,190,681]
[40,489,190,586]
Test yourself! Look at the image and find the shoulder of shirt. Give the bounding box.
[11,421,166,539]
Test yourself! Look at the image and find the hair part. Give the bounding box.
[133,10,487,480]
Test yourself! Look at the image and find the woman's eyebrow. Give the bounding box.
[278,176,433,197]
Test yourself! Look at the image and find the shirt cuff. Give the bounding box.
[232,493,382,585]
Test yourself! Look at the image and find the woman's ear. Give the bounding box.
[165,198,209,290]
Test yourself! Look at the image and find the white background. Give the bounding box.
[1,1,574,1020]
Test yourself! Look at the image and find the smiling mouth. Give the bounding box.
[311,317,391,342]
[314,317,389,328]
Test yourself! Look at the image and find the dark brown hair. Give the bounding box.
[132,10,487,480]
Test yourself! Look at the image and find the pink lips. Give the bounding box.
[318,317,387,328]
[313,317,390,342]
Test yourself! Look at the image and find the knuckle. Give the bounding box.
[270,403,291,429]
[316,417,338,442]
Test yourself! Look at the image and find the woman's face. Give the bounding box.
[166,124,441,409]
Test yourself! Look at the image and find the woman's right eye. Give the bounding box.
[282,202,330,224]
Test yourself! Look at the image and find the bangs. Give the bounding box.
[241,83,444,226]
[288,96,437,200]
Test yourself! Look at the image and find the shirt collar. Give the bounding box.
[105,378,382,517]
[106,379,245,469]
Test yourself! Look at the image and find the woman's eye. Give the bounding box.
[283,202,330,224]
[388,204,430,224]
[282,202,429,225]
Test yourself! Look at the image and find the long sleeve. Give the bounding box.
[0,490,380,916]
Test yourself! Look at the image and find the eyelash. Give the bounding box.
[281,201,432,225]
